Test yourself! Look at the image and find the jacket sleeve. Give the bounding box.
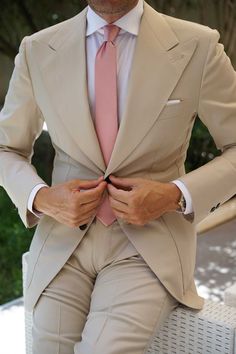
[179,29,236,225]
[0,36,46,228]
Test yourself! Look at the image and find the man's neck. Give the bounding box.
[90,1,139,23]
[92,12,125,23]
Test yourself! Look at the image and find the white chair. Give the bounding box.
[23,252,33,354]
[22,252,236,354]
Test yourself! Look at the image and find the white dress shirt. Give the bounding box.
[28,0,193,216]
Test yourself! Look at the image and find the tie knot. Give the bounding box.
[103,24,120,43]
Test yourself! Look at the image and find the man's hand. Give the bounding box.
[33,176,107,228]
[107,175,181,226]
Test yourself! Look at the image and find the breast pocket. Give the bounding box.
[158,100,188,120]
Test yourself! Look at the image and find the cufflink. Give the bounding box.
[177,194,186,213]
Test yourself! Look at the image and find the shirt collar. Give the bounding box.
[86,0,144,37]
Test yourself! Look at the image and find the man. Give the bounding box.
[0,0,236,353]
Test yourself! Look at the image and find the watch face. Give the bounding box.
[178,195,186,212]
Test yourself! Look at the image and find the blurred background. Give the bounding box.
[0,0,236,306]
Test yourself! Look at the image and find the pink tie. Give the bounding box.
[95,24,120,226]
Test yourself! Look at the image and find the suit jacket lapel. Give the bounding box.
[33,3,197,176]
[34,8,106,173]
[105,2,198,177]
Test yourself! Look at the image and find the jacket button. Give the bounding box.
[105,176,111,184]
[79,224,87,230]
[210,206,216,213]
[216,203,220,209]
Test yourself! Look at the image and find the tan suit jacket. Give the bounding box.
[1,2,236,312]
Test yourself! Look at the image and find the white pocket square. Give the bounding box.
[166,99,182,106]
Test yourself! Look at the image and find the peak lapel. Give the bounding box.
[105,3,198,177]
[33,8,106,173]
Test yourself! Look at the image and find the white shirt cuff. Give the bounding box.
[27,184,49,218]
[171,180,193,215]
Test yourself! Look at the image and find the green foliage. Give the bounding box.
[32,131,55,184]
[0,188,34,303]
[0,0,87,59]
[186,117,221,172]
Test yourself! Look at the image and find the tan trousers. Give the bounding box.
[32,218,179,354]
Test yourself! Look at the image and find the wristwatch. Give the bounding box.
[177,193,186,213]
